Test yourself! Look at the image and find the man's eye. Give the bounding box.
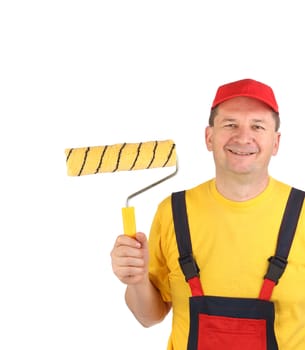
[224,124,237,128]
[253,125,265,130]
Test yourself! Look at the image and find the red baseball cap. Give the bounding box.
[211,78,279,113]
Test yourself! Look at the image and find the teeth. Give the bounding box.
[229,150,253,155]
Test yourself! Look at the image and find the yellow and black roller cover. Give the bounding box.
[65,139,176,176]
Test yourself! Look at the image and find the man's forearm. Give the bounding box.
[125,278,171,327]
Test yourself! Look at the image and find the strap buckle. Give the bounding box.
[264,255,287,284]
[178,255,200,281]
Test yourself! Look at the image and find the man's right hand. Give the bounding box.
[110,232,149,285]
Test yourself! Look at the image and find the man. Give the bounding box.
[111,78,305,349]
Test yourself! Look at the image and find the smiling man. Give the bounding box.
[206,80,281,201]
[111,78,305,350]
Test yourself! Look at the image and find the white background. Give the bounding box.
[1,1,305,349]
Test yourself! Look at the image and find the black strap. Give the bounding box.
[171,191,200,281]
[264,187,305,284]
[171,187,304,285]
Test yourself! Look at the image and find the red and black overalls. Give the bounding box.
[171,187,304,350]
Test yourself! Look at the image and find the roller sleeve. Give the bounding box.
[65,139,176,176]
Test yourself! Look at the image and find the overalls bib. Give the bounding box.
[171,187,304,350]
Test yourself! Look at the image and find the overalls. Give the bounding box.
[171,187,304,350]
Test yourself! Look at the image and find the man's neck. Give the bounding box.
[214,173,270,202]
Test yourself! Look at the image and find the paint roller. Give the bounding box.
[65,139,178,236]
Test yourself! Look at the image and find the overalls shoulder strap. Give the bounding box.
[171,190,203,296]
[259,187,305,299]
[171,187,305,299]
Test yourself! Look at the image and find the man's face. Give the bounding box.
[205,96,281,178]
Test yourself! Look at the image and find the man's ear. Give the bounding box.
[272,132,281,156]
[205,126,213,152]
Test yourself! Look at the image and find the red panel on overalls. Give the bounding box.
[171,188,304,350]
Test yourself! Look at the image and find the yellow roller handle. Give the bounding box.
[121,207,136,237]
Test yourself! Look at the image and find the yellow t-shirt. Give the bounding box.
[148,177,305,350]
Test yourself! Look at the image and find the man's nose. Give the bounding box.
[233,126,254,143]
